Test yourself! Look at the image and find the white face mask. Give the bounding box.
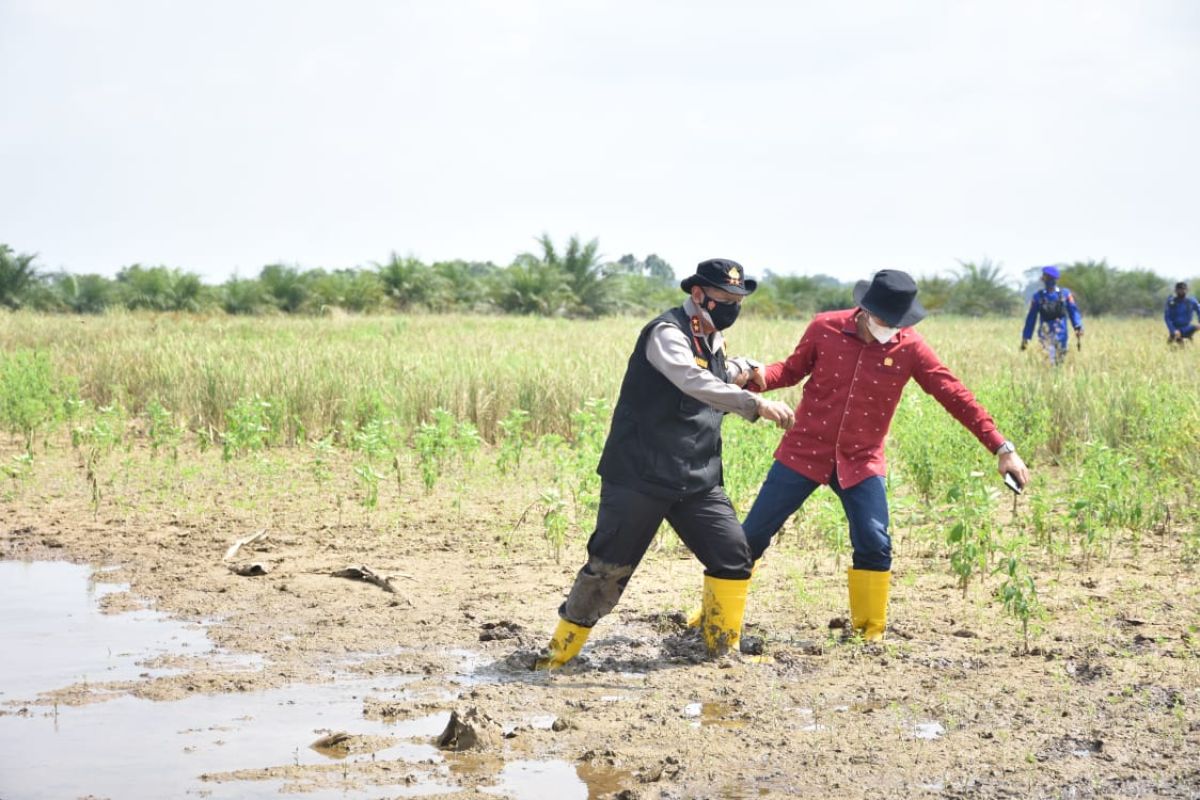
[865,315,901,343]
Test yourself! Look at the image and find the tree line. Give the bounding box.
[0,237,1190,318]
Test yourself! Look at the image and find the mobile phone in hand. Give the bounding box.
[1003,472,1024,495]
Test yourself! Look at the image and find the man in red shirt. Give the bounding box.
[743,269,1030,640]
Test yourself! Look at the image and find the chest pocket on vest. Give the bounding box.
[1039,295,1065,320]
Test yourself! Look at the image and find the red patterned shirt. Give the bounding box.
[760,309,1005,488]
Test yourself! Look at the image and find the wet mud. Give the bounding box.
[1,446,1199,798]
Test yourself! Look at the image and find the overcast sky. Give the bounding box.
[2,1,1198,285]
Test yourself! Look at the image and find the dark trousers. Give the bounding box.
[1171,324,1198,341]
[559,481,752,627]
[742,460,892,571]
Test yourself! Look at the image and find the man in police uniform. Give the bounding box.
[1165,281,1200,344]
[1021,265,1083,364]
[535,258,795,669]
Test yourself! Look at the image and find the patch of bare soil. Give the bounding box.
[2,442,1199,798]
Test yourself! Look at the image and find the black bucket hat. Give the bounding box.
[680,258,757,296]
[852,269,927,328]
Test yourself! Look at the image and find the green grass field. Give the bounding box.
[3,310,1199,643]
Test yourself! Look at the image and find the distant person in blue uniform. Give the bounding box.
[1164,281,1200,345]
[1021,266,1083,364]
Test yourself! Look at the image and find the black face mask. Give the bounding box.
[701,292,741,330]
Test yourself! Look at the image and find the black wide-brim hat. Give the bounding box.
[853,269,927,327]
[680,258,757,295]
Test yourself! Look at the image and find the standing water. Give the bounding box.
[0,561,452,799]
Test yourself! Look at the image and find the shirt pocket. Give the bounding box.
[869,355,904,377]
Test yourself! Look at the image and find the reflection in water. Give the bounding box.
[474,758,635,800]
[684,700,748,729]
[0,560,215,701]
[0,560,451,800]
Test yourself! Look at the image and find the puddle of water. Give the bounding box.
[683,701,747,729]
[0,674,451,800]
[0,560,457,799]
[480,759,635,800]
[526,714,558,730]
[0,560,215,701]
[912,721,946,740]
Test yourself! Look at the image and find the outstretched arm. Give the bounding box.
[911,342,1030,485]
[756,320,819,392]
[645,325,792,428]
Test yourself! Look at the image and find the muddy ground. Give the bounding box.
[2,441,1199,799]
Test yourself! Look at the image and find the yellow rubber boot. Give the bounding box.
[687,562,759,629]
[700,575,750,655]
[847,568,890,641]
[533,619,592,670]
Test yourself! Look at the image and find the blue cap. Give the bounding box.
[1041,265,1060,280]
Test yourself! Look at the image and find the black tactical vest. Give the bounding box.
[1038,289,1067,320]
[596,307,729,499]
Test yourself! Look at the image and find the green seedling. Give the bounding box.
[222,395,274,461]
[2,452,33,495]
[496,407,531,475]
[0,350,59,454]
[994,551,1044,653]
[309,435,335,484]
[539,486,570,564]
[353,462,383,509]
[146,398,183,460]
[414,408,479,491]
[74,404,125,516]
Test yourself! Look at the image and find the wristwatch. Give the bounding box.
[995,440,1016,456]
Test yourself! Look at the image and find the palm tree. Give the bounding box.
[523,234,613,317]
[375,253,431,310]
[221,277,268,315]
[491,258,573,315]
[115,265,206,312]
[51,272,116,314]
[944,260,1021,316]
[431,260,497,311]
[0,244,40,310]
[916,275,954,312]
[259,263,309,313]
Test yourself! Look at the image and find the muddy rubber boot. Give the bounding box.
[687,561,758,629]
[700,575,750,655]
[847,568,890,641]
[533,618,591,670]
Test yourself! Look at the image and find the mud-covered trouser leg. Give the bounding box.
[829,473,891,572]
[742,460,822,561]
[559,482,752,628]
[559,482,672,627]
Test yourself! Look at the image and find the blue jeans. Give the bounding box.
[742,460,892,571]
